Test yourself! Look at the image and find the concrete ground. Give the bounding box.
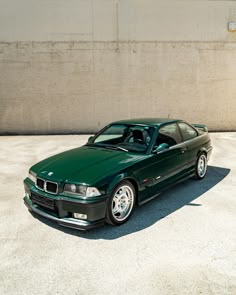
[0,133,235,295]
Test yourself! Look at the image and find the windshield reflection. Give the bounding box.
[87,124,155,154]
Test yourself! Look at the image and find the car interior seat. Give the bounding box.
[125,129,145,144]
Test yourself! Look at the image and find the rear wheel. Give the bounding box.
[106,181,136,226]
[194,153,207,179]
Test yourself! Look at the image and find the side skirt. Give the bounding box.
[138,172,195,206]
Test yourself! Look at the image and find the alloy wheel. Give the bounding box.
[197,154,207,178]
[111,185,134,222]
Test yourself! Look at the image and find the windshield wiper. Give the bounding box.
[104,145,128,152]
[86,143,128,152]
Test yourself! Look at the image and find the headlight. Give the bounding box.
[64,184,87,195]
[64,184,101,197]
[28,170,36,183]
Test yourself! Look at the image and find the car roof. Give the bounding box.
[112,118,182,127]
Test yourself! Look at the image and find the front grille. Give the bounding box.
[36,178,58,194]
[31,192,55,210]
[36,178,44,190]
[46,182,57,193]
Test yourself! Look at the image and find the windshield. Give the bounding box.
[87,124,156,153]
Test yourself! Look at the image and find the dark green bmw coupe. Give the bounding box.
[24,118,212,230]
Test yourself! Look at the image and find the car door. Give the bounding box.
[137,123,189,203]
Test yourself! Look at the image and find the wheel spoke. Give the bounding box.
[112,197,120,214]
[118,187,124,195]
[112,206,120,215]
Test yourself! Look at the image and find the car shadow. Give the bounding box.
[33,165,230,240]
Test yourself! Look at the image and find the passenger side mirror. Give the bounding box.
[88,136,94,142]
[153,143,169,154]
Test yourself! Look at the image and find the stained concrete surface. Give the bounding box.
[0,133,235,295]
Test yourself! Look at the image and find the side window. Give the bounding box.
[178,122,198,141]
[156,123,181,147]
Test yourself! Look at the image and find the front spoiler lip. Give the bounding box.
[24,196,105,231]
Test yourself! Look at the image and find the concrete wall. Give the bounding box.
[1,0,236,133]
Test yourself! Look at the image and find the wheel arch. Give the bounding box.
[124,177,139,205]
[107,174,139,204]
[197,147,207,159]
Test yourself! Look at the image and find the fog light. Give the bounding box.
[73,213,87,220]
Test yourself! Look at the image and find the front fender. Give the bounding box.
[106,172,139,195]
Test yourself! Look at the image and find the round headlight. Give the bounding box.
[63,184,101,197]
[64,184,87,195]
[70,184,76,193]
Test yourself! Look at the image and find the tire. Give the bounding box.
[194,152,208,180]
[106,180,136,226]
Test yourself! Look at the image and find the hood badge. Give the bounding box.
[48,172,54,176]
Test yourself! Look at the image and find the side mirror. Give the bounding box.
[153,143,169,154]
[88,136,94,142]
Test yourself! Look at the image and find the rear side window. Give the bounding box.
[178,122,198,141]
[156,123,182,147]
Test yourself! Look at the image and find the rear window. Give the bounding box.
[178,122,198,141]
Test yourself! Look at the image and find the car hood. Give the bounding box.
[31,145,146,185]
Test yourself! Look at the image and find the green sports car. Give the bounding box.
[23,118,212,230]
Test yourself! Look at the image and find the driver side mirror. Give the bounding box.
[88,136,94,142]
[153,143,169,154]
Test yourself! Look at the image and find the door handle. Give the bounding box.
[180,148,187,154]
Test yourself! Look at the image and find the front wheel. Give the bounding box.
[106,181,136,226]
[194,153,207,179]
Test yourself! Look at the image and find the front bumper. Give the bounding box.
[24,180,107,230]
[24,196,106,230]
